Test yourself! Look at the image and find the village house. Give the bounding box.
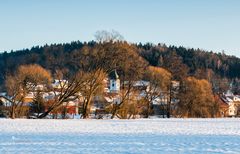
[214,95,229,117]
[220,90,240,117]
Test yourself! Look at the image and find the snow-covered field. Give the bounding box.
[0,119,240,154]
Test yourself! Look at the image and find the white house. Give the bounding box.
[221,90,240,117]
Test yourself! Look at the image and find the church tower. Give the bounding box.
[109,70,120,93]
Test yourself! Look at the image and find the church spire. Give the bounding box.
[109,69,119,80]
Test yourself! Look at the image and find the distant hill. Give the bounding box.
[0,41,240,92]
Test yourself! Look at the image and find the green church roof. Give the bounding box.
[109,69,119,79]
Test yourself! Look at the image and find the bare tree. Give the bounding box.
[143,66,172,118]
[37,70,85,119]
[107,43,147,119]
[177,77,218,118]
[80,69,106,119]
[1,64,51,119]
[94,30,124,43]
[115,89,143,119]
[33,68,106,119]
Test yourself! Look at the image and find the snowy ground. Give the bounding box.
[0,119,240,154]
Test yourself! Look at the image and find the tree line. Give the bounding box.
[0,31,239,118]
[1,41,240,93]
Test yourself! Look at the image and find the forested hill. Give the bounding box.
[0,41,240,90]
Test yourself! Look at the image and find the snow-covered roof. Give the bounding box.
[133,80,150,87]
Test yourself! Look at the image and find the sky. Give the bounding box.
[0,0,240,57]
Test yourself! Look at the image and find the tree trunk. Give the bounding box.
[146,100,153,118]
[82,97,92,119]
[11,105,16,119]
[146,102,150,118]
[111,105,118,119]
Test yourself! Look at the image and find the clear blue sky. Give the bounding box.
[0,0,240,57]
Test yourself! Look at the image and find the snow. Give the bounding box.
[0,118,240,153]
